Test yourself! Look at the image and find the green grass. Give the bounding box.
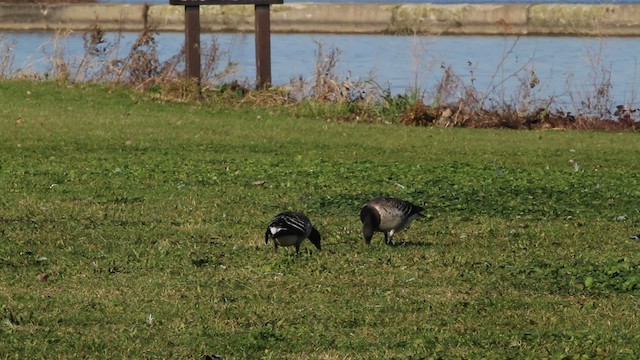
[1,80,640,359]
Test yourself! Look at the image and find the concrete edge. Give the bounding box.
[1,3,640,36]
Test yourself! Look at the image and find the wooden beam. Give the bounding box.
[254,4,272,88]
[171,0,282,87]
[185,5,201,82]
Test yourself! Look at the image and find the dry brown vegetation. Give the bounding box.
[287,42,639,131]
[398,102,639,130]
[1,25,638,131]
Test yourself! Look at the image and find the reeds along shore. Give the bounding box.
[2,3,640,36]
[1,26,638,131]
[1,2,639,130]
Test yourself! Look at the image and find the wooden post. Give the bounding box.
[254,4,272,88]
[185,5,201,82]
[170,0,283,87]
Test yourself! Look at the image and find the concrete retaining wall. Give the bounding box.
[0,4,147,31]
[1,3,640,36]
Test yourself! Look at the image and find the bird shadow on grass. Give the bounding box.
[388,240,434,248]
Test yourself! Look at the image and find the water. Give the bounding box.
[2,31,639,111]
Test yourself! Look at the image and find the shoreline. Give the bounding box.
[1,3,640,36]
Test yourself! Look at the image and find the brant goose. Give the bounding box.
[360,197,424,245]
[265,211,321,253]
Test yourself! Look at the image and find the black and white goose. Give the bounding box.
[360,197,424,245]
[265,211,321,253]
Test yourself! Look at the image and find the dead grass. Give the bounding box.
[397,101,639,131]
[0,26,638,131]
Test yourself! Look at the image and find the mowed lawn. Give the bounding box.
[1,80,640,359]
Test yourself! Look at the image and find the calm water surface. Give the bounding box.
[2,31,639,110]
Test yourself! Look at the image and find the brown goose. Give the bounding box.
[265,211,321,253]
[360,197,424,245]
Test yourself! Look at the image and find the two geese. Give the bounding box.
[265,197,424,253]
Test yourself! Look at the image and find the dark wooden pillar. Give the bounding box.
[254,4,272,89]
[170,0,282,87]
[185,5,201,81]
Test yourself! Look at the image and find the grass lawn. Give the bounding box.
[1,80,640,359]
